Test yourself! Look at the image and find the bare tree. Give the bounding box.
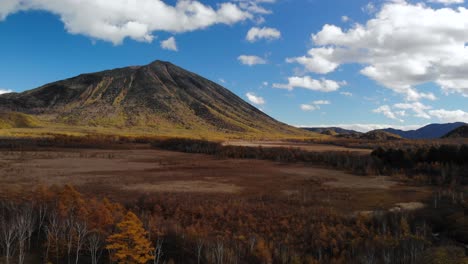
[0,212,17,264]
[215,240,224,264]
[65,216,75,264]
[152,237,164,264]
[196,238,204,264]
[45,211,62,264]
[86,232,103,264]
[74,221,88,264]
[15,205,35,264]
[36,203,48,245]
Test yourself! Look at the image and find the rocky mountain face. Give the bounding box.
[0,60,308,137]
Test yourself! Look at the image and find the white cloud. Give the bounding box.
[288,1,468,100]
[372,102,468,122]
[246,26,281,42]
[246,92,265,105]
[362,2,377,14]
[373,105,404,122]
[313,100,330,105]
[341,16,350,22]
[0,89,12,95]
[394,102,432,119]
[300,104,317,111]
[237,0,273,15]
[160,36,177,51]
[238,55,267,65]
[428,0,464,5]
[340,91,353,96]
[300,100,331,111]
[273,76,345,92]
[0,0,252,45]
[428,109,468,122]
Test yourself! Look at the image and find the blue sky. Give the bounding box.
[1,0,468,132]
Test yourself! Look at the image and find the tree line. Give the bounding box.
[371,145,468,185]
[151,138,380,175]
[0,185,445,264]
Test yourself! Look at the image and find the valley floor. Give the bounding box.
[0,147,429,213]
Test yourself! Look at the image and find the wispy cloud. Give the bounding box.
[238,55,267,66]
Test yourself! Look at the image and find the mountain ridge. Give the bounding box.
[380,122,466,139]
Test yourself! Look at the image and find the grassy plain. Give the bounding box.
[0,146,430,213]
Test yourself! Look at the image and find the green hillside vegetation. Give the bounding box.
[0,112,40,129]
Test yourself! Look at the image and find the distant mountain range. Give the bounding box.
[0,60,313,139]
[303,122,467,139]
[381,122,466,139]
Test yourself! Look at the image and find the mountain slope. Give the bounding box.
[360,130,402,140]
[0,60,313,139]
[302,127,361,136]
[443,125,468,138]
[0,112,40,129]
[381,122,466,139]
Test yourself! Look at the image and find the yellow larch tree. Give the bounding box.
[106,211,154,264]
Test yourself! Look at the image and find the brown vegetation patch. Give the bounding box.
[122,181,242,193]
[0,147,430,212]
[223,140,372,153]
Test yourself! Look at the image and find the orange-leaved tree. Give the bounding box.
[106,212,154,264]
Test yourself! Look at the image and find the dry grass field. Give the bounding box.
[0,147,430,213]
[223,140,372,153]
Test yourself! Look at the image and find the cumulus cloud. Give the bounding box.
[394,102,432,119]
[373,102,468,123]
[429,109,468,122]
[246,92,265,105]
[300,104,317,111]
[246,26,281,42]
[373,105,403,122]
[273,76,345,92]
[0,89,12,95]
[238,55,267,65]
[428,0,464,5]
[287,1,468,100]
[0,0,253,44]
[160,36,177,51]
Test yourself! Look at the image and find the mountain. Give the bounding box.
[0,60,312,139]
[443,125,468,138]
[381,122,466,139]
[360,130,402,140]
[303,127,362,135]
